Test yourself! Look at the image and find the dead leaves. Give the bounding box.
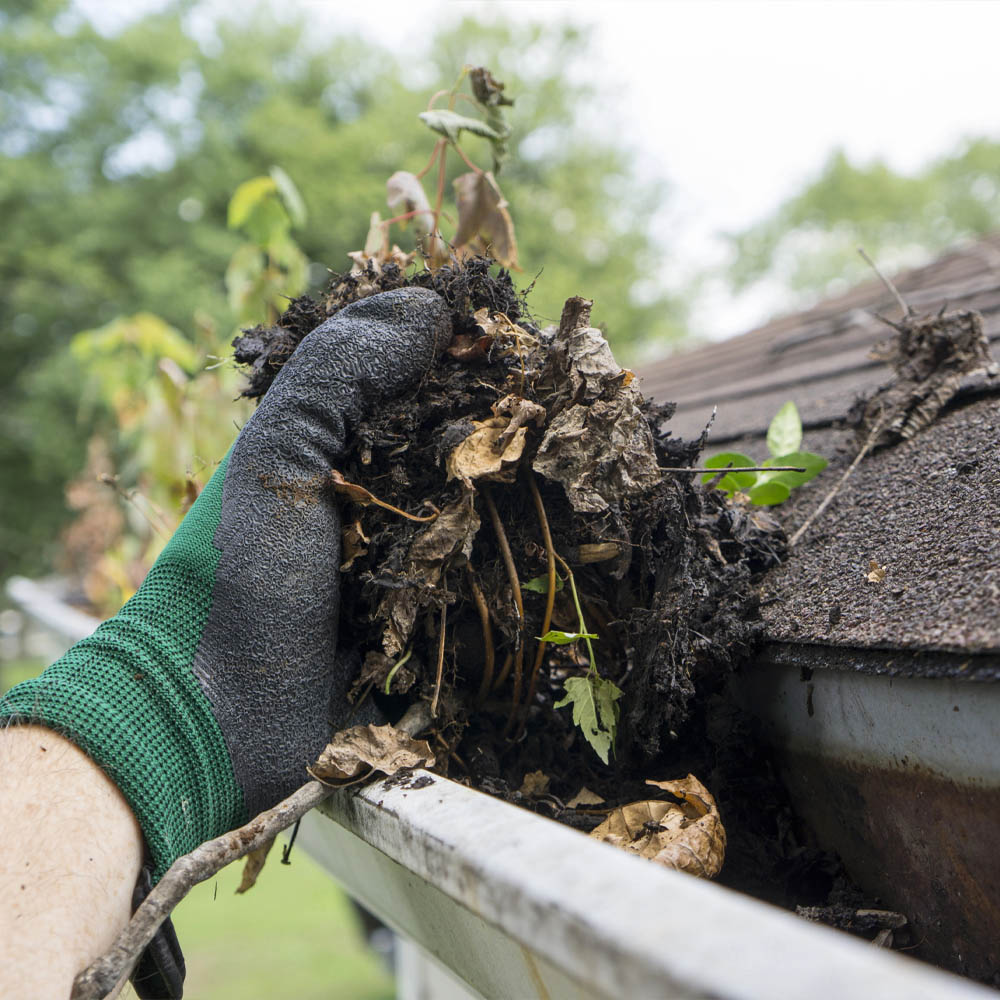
[453,171,518,268]
[590,775,726,878]
[532,298,661,513]
[309,723,435,786]
[855,307,997,448]
[379,493,480,656]
[446,394,545,488]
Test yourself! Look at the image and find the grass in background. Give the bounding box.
[168,842,394,1000]
[2,658,395,1000]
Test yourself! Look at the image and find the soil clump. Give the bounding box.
[233,259,857,917]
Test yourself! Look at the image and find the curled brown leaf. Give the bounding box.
[309,724,435,786]
[589,774,726,878]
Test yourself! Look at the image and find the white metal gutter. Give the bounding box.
[300,771,993,1000]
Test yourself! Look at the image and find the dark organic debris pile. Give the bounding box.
[234,260,786,851]
[851,305,998,448]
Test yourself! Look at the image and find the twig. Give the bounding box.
[71,705,433,1000]
[521,474,557,727]
[467,566,496,704]
[663,466,806,474]
[789,421,883,547]
[482,488,525,712]
[71,781,333,1000]
[858,246,911,319]
[430,600,448,718]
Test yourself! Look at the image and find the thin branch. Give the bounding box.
[430,600,448,718]
[72,707,433,1000]
[789,421,883,547]
[71,781,332,1000]
[858,246,911,319]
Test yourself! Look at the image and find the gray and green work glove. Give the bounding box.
[0,287,450,996]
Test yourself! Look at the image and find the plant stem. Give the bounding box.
[524,474,557,714]
[467,566,496,704]
[415,139,444,181]
[452,142,484,174]
[554,552,597,675]
[430,600,448,718]
[384,647,413,696]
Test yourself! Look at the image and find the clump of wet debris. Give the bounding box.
[234,257,869,917]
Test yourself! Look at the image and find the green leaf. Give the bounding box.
[269,166,307,228]
[523,574,564,594]
[701,452,758,494]
[554,673,622,764]
[747,481,791,506]
[758,451,828,489]
[228,176,278,229]
[766,401,803,458]
[538,629,598,644]
[418,109,502,144]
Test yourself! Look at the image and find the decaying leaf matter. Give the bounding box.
[309,724,435,785]
[854,307,997,447]
[590,775,726,878]
[533,298,661,512]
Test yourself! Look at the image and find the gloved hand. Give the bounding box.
[0,287,450,880]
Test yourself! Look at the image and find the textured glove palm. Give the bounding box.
[0,287,450,878]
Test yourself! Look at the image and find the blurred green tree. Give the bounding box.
[0,1,684,579]
[726,141,1000,300]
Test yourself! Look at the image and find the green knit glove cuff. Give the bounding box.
[0,456,245,879]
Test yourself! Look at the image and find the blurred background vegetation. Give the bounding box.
[4,0,1000,588]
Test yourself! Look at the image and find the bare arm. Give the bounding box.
[0,724,143,999]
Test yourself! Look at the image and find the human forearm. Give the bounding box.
[0,724,143,999]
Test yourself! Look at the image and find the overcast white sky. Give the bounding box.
[77,0,1000,340]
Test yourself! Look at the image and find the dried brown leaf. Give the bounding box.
[446,416,528,488]
[589,774,726,878]
[518,770,551,797]
[446,332,491,364]
[380,493,480,655]
[309,724,435,786]
[236,836,275,894]
[533,302,660,512]
[340,519,370,572]
[453,171,518,268]
[567,787,605,808]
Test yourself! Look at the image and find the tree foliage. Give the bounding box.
[727,141,1000,300]
[0,2,685,578]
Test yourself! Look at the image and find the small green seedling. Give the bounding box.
[702,401,827,506]
[524,566,621,764]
